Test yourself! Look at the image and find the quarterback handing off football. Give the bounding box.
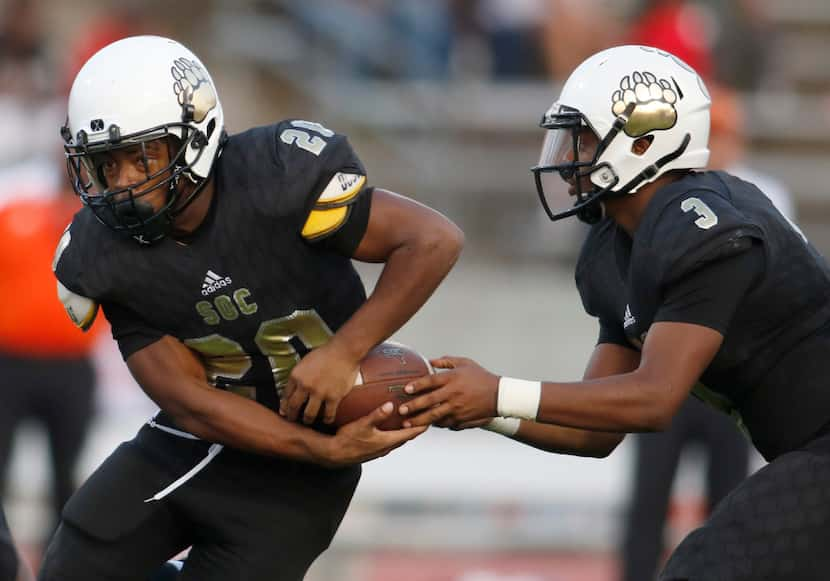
[333,341,433,431]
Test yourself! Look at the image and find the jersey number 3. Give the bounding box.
[681,197,718,230]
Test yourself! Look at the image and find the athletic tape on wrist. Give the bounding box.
[482,417,521,437]
[497,377,541,420]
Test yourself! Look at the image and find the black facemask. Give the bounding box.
[64,123,212,245]
[531,103,691,225]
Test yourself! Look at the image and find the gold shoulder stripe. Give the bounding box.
[76,302,99,331]
[301,206,349,240]
[315,174,366,208]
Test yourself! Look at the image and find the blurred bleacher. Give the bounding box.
[201,0,830,255]
[37,0,830,257]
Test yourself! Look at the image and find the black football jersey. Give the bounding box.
[55,120,370,415]
[576,170,830,460]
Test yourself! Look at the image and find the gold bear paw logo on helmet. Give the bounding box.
[611,71,677,137]
[171,58,217,123]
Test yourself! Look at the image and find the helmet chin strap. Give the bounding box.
[120,171,198,245]
[611,133,692,198]
[123,172,183,245]
[577,198,605,224]
[119,199,175,245]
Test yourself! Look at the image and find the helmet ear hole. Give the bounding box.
[631,135,654,156]
[206,119,216,140]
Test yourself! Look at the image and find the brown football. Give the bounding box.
[328,341,433,431]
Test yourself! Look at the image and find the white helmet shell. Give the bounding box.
[66,35,224,179]
[549,44,710,193]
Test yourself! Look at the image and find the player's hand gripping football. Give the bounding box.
[281,341,359,425]
[322,402,428,467]
[398,356,499,428]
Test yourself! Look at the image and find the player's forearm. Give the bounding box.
[166,382,333,463]
[508,420,624,457]
[536,372,675,432]
[333,222,463,359]
[487,343,633,456]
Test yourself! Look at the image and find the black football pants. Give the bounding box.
[38,424,360,581]
[660,427,830,580]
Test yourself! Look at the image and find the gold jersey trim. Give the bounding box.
[56,281,99,331]
[301,206,349,240]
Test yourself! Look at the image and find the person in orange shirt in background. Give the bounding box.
[0,0,146,558]
[0,182,103,549]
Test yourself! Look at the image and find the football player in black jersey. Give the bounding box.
[401,45,830,580]
[44,36,463,581]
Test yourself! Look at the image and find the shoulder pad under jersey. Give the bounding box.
[56,280,99,331]
[301,171,367,240]
[642,175,764,285]
[273,119,368,240]
[53,227,99,331]
[222,120,368,228]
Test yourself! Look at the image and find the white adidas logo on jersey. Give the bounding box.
[201,270,233,296]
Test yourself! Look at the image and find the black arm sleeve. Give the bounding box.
[101,301,165,360]
[654,239,765,333]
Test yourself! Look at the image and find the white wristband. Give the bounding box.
[482,417,521,437]
[497,377,541,420]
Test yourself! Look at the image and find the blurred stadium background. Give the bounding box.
[1,0,829,579]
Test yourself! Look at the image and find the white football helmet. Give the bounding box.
[61,35,225,243]
[532,45,711,224]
